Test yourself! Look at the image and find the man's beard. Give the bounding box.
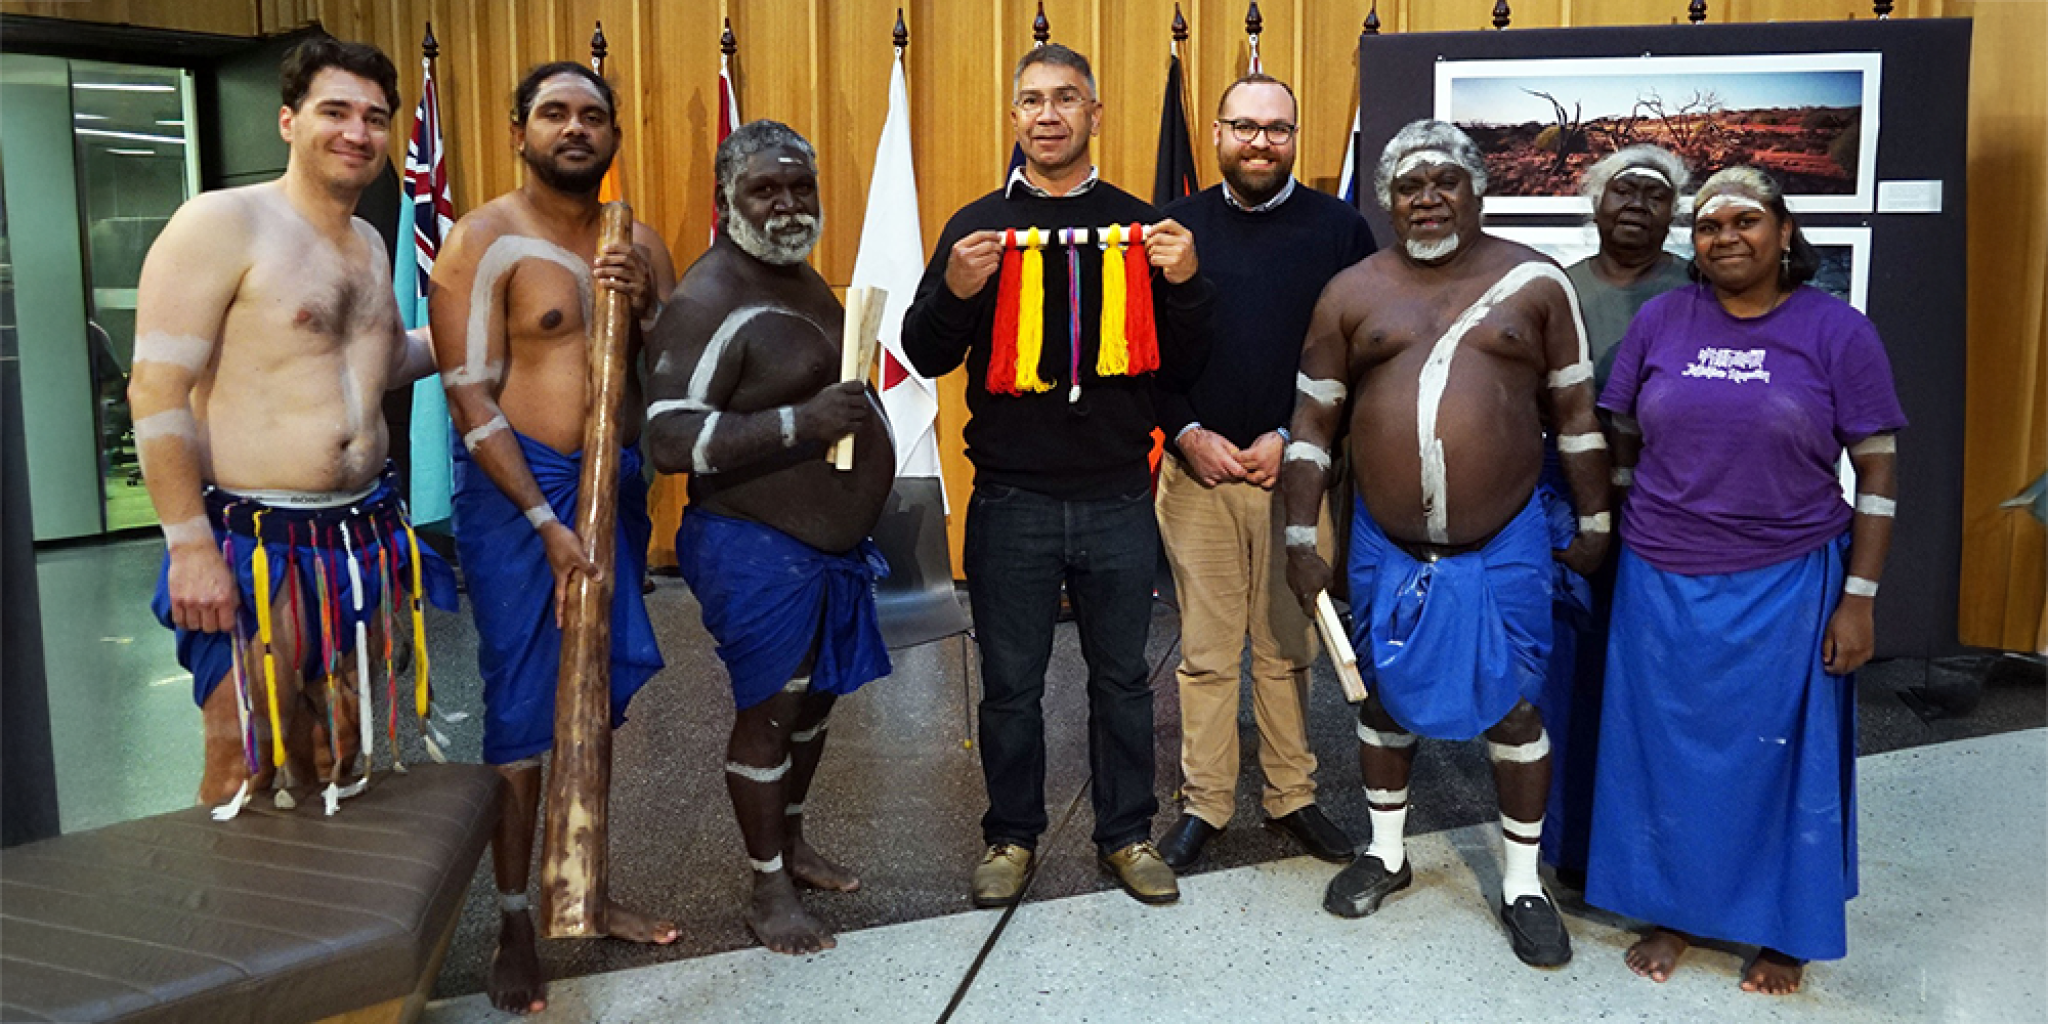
[1404,233,1461,263]
[729,211,823,266]
[1222,156,1289,207]
[524,146,612,195]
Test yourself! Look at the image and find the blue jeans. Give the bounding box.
[965,481,1160,853]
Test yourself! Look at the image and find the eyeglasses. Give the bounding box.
[1219,119,1295,145]
[1014,89,1093,116]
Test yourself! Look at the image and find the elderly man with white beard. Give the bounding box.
[645,120,895,957]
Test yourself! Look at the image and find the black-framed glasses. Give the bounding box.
[1220,118,1295,144]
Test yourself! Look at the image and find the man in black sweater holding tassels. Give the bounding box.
[901,42,1212,910]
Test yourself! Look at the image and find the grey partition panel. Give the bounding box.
[1356,20,1971,658]
[871,476,972,650]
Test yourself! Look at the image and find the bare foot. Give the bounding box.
[789,837,861,892]
[489,911,547,1015]
[1625,928,1690,982]
[1741,947,1804,995]
[747,873,837,955]
[600,901,680,944]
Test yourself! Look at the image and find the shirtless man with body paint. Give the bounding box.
[427,62,678,1014]
[1280,121,1611,969]
[131,36,442,812]
[645,120,894,956]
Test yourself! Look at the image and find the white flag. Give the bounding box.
[850,51,942,481]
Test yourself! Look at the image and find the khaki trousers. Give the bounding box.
[1156,457,1331,827]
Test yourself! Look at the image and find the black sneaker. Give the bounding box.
[1499,894,1572,967]
[1322,854,1412,918]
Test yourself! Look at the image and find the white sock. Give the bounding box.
[1501,815,1545,902]
[1365,804,1408,871]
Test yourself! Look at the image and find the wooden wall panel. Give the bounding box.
[17,0,2041,628]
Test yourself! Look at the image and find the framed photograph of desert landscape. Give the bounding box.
[1487,224,1870,310]
[1434,52,1881,215]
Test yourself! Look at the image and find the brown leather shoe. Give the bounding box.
[1100,841,1180,904]
[972,844,1033,908]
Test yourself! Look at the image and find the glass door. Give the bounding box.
[69,61,200,532]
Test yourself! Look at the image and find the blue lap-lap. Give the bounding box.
[676,508,892,710]
[452,430,663,764]
[1587,536,1858,962]
[151,472,457,706]
[1346,491,1552,741]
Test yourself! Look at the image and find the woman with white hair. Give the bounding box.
[1588,166,1904,995]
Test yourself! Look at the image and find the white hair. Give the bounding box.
[1578,145,1691,219]
[1374,120,1487,211]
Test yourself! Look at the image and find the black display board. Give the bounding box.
[1356,20,1971,659]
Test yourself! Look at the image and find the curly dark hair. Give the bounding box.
[279,34,399,113]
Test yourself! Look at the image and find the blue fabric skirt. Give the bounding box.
[1586,536,1858,961]
[677,508,892,710]
[452,430,663,764]
[1346,491,1552,741]
[1534,446,1604,873]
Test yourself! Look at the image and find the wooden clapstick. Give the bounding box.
[828,285,887,471]
[539,201,634,938]
[1314,590,1369,703]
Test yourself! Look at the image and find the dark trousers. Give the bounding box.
[965,482,1160,853]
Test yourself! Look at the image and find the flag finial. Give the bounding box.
[722,17,738,58]
[1493,0,1512,30]
[894,8,908,49]
[590,21,608,66]
[1246,2,1263,40]
[421,21,438,61]
[1172,4,1189,44]
[1365,4,1381,34]
[1033,3,1050,46]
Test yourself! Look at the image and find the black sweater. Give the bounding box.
[1157,183,1377,452]
[902,181,1215,500]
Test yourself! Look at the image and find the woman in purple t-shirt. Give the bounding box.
[1587,167,1906,996]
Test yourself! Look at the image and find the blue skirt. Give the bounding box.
[1587,537,1858,961]
[1346,491,1552,741]
[677,509,892,710]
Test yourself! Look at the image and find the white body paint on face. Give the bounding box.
[1296,372,1347,406]
[1616,166,1673,188]
[466,235,594,381]
[530,77,607,110]
[1414,261,1585,544]
[1697,194,1768,220]
[131,331,213,371]
[1393,149,1462,180]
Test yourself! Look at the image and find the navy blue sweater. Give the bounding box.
[1158,183,1376,451]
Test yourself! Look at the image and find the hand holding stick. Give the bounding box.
[1313,590,1368,703]
[828,285,887,471]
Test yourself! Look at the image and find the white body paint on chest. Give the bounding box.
[1413,261,1584,544]
[463,235,595,383]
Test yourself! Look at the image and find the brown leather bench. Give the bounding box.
[0,763,500,1024]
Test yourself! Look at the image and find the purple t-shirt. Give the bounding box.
[1599,283,1906,575]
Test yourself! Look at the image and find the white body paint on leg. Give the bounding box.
[1413,262,1584,544]
[465,235,595,381]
